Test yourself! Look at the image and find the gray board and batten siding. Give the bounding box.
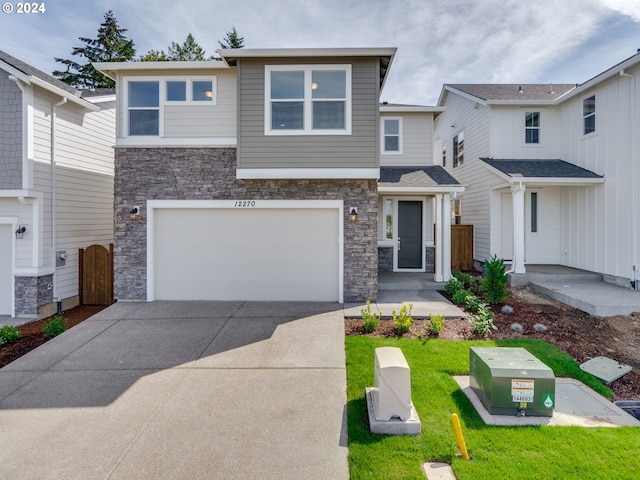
[236,57,380,170]
[0,70,23,189]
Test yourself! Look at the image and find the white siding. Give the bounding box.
[0,198,32,269]
[434,91,492,263]
[525,187,561,264]
[380,113,434,166]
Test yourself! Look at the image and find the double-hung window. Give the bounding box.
[266,65,351,135]
[525,111,540,144]
[583,95,595,135]
[128,81,160,136]
[166,79,216,103]
[382,118,402,153]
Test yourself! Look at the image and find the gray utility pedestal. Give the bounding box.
[470,347,556,417]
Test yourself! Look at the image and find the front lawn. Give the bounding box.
[346,337,640,479]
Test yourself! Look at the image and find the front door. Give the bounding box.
[398,201,422,269]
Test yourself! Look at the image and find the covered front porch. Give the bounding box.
[377,166,465,282]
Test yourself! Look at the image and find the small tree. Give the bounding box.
[53,10,135,88]
[482,255,509,304]
[140,33,215,62]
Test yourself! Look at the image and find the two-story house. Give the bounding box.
[95,48,463,303]
[0,51,116,319]
[434,52,640,289]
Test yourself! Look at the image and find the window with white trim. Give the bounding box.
[382,117,402,153]
[583,95,595,135]
[265,65,351,135]
[525,111,540,144]
[453,131,464,167]
[125,76,217,137]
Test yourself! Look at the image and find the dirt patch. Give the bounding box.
[0,305,107,368]
[345,286,640,401]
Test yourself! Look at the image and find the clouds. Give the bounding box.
[0,0,638,104]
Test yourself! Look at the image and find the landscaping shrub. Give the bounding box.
[429,313,445,335]
[469,305,496,335]
[462,293,487,314]
[0,325,21,344]
[360,300,381,332]
[482,254,509,304]
[444,278,464,296]
[392,304,414,333]
[451,288,471,305]
[43,315,67,338]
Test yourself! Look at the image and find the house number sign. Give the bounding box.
[234,200,256,207]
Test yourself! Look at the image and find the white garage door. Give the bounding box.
[0,225,12,315]
[152,206,341,301]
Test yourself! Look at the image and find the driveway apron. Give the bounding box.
[0,301,348,480]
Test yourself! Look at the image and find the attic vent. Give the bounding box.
[518,86,523,93]
[548,83,554,94]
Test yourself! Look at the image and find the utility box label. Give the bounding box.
[511,379,534,403]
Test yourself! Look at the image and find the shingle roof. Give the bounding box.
[379,166,461,187]
[0,50,79,96]
[480,158,603,179]
[79,88,116,98]
[446,84,576,102]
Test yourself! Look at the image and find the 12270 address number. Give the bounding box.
[234,200,256,207]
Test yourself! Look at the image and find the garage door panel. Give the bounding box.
[154,207,340,301]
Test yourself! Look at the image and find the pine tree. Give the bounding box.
[218,26,245,49]
[53,10,135,88]
[140,33,215,62]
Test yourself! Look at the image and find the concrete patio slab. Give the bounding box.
[344,290,466,319]
[455,376,640,427]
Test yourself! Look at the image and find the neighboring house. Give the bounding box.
[0,51,115,319]
[94,48,463,304]
[434,52,640,289]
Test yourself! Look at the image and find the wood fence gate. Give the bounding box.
[451,224,474,271]
[79,244,114,306]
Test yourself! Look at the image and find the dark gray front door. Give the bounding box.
[398,201,422,269]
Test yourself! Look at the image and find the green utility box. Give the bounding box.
[469,347,556,417]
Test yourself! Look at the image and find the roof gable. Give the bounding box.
[0,50,79,96]
[445,84,576,103]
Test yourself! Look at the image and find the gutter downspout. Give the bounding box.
[620,69,638,289]
[51,97,67,312]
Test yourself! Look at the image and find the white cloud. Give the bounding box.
[599,0,640,21]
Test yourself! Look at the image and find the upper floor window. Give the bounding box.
[265,65,351,135]
[442,143,446,167]
[382,118,402,153]
[453,131,464,167]
[583,95,595,135]
[128,81,159,136]
[125,76,217,136]
[525,111,540,144]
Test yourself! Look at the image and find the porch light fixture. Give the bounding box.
[349,207,358,221]
[129,206,140,220]
[15,225,26,239]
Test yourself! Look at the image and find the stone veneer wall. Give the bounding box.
[15,275,53,316]
[377,246,436,273]
[114,147,378,302]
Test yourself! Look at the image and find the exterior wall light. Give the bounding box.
[15,225,26,239]
[129,206,140,220]
[349,207,358,221]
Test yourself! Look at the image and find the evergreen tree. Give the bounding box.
[140,33,215,62]
[218,26,245,49]
[53,10,135,88]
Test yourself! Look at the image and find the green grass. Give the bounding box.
[346,337,640,479]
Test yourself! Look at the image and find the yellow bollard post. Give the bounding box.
[451,413,470,460]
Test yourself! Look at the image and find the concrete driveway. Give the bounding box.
[0,301,348,480]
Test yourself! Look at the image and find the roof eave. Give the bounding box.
[378,185,466,194]
[93,61,231,79]
[217,47,398,62]
[380,105,445,113]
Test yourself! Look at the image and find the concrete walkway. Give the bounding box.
[0,301,348,480]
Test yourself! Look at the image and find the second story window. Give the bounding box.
[525,111,540,144]
[266,65,351,135]
[453,131,464,167]
[128,81,159,136]
[442,143,446,167]
[382,118,401,153]
[583,95,595,135]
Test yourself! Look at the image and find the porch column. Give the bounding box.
[434,194,443,282]
[511,182,526,273]
[442,193,452,281]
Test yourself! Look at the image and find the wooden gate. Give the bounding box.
[79,244,114,306]
[451,225,474,271]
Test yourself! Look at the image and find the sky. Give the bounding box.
[1,0,639,104]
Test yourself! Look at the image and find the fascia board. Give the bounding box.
[28,76,99,111]
[380,105,444,113]
[378,185,466,194]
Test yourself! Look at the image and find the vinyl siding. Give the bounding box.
[0,198,32,268]
[116,69,237,141]
[380,113,434,166]
[237,57,379,169]
[434,91,492,263]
